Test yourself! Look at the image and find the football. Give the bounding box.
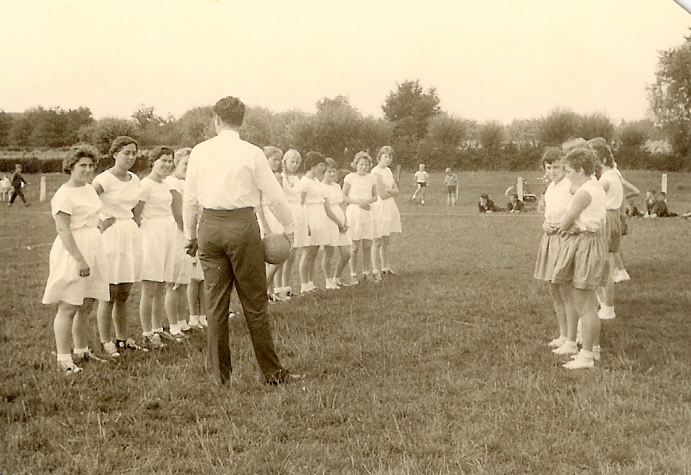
[263,233,291,264]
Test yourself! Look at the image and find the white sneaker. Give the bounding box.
[572,347,600,361]
[102,341,120,357]
[598,306,616,320]
[548,336,566,348]
[552,341,579,355]
[563,353,594,369]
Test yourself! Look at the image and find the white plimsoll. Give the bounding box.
[564,351,594,369]
[598,306,616,320]
[552,341,579,355]
[548,336,567,348]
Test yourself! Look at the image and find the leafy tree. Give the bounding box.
[479,121,505,154]
[176,106,214,147]
[426,113,468,148]
[506,119,540,149]
[382,80,441,139]
[539,109,581,145]
[78,118,138,155]
[0,110,12,147]
[648,33,691,167]
[579,112,614,142]
[8,114,33,147]
[241,106,275,149]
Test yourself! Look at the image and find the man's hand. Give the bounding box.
[185,238,198,257]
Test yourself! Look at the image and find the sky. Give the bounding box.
[1,0,690,124]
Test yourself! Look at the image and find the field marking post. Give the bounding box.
[39,175,47,202]
[516,176,523,200]
[661,173,667,194]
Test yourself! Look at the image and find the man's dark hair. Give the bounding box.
[213,96,245,128]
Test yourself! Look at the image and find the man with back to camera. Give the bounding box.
[182,96,303,385]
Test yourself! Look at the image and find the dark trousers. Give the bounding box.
[9,186,26,204]
[198,208,287,384]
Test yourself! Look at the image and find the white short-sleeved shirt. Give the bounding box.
[599,169,624,210]
[543,177,572,224]
[414,170,429,183]
[165,175,184,196]
[573,179,607,232]
[344,173,375,201]
[372,166,396,197]
[92,170,140,220]
[323,182,344,207]
[282,174,302,204]
[51,184,102,230]
[300,176,325,205]
[139,177,173,220]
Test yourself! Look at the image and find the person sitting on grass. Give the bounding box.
[478,194,501,213]
[506,194,525,213]
[650,192,678,217]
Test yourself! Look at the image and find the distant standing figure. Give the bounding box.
[411,163,429,205]
[8,163,30,206]
[444,168,459,207]
[42,145,109,374]
[0,174,12,201]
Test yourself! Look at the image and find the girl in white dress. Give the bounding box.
[256,146,286,301]
[532,147,574,351]
[343,152,377,284]
[277,149,306,299]
[552,147,607,369]
[43,145,109,374]
[93,136,144,356]
[298,152,338,293]
[371,146,402,281]
[164,148,194,333]
[321,158,351,289]
[133,146,178,348]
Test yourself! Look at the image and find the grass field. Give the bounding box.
[1,170,690,474]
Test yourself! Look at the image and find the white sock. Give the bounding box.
[199,315,207,325]
[74,347,88,356]
[579,349,595,360]
[143,331,153,337]
[170,323,181,334]
[153,327,163,334]
[57,353,72,362]
[325,278,334,287]
[189,315,199,325]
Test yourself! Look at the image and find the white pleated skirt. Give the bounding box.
[43,226,110,305]
[325,204,351,247]
[303,203,329,247]
[101,219,142,284]
[140,215,176,283]
[372,197,402,238]
[346,204,375,241]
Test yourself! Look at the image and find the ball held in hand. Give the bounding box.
[263,233,291,264]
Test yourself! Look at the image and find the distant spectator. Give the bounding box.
[444,168,459,207]
[411,163,429,205]
[645,190,657,216]
[650,192,678,218]
[8,163,30,207]
[478,194,501,213]
[506,194,525,213]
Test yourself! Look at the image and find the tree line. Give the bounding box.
[2,28,689,174]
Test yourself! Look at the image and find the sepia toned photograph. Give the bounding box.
[1,1,690,473]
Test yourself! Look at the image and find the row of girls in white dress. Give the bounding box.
[42,137,205,374]
[256,146,402,299]
[533,137,637,369]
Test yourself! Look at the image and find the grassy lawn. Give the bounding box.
[1,171,690,474]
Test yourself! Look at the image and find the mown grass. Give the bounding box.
[1,171,690,474]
